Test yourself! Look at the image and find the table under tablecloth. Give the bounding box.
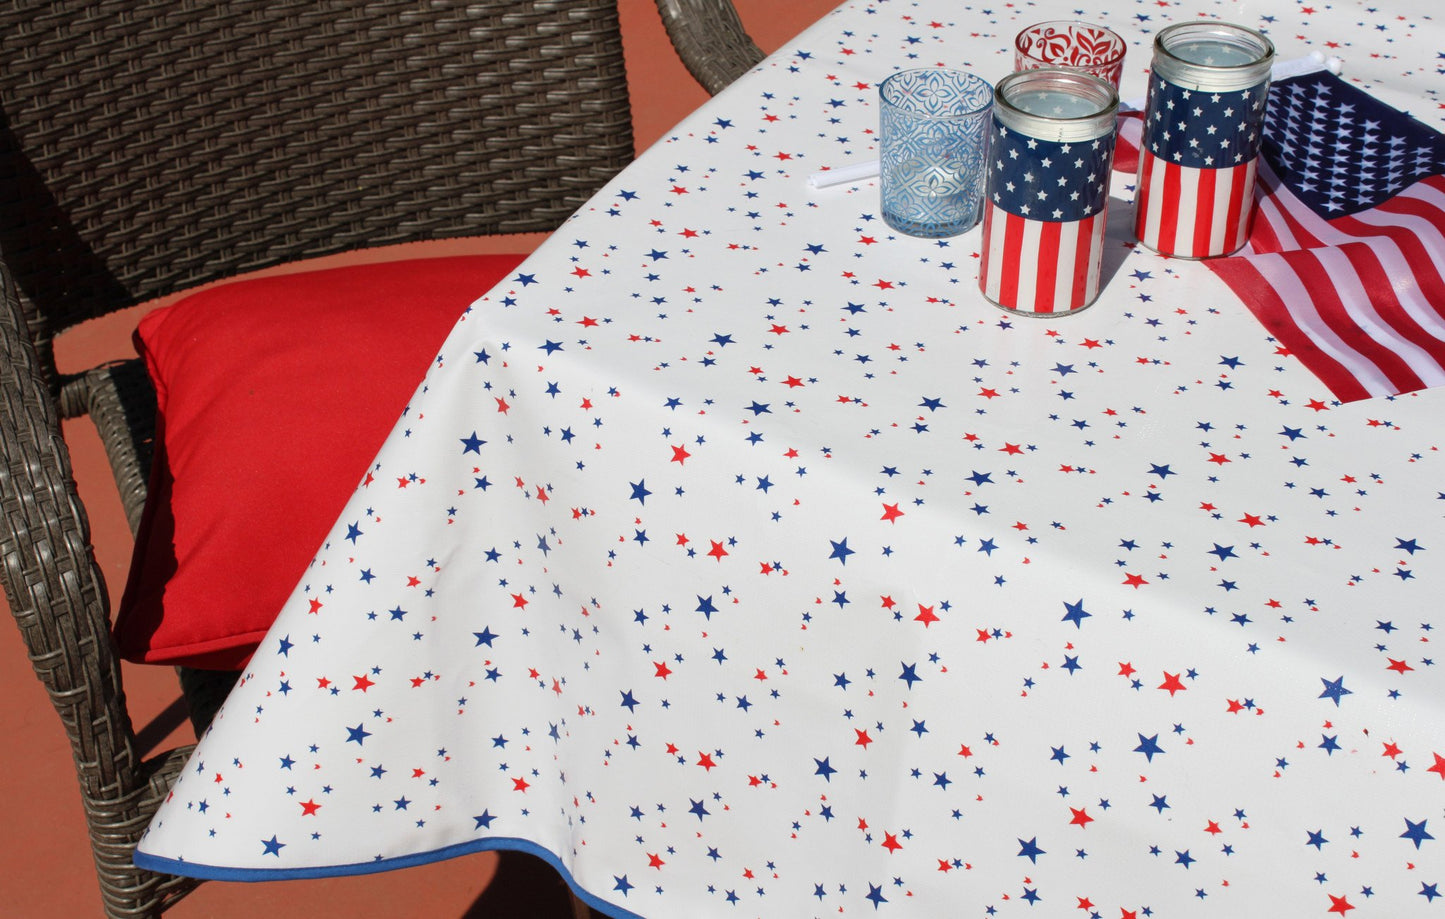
[137,0,1445,915]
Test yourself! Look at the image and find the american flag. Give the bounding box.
[1205,70,1445,401]
[979,118,1114,313]
[1133,72,1271,258]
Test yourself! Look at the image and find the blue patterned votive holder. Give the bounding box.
[879,69,994,238]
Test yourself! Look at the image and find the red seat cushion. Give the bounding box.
[113,253,527,669]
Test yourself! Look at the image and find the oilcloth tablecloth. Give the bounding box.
[138,0,1445,915]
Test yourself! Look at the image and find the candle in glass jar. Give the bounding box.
[1134,22,1274,258]
[981,69,1118,315]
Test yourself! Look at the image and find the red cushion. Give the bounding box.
[113,253,527,669]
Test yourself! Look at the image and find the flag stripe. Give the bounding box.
[1014,216,1044,312]
[1087,214,1107,304]
[1336,205,1445,344]
[1159,155,1185,254]
[980,203,1106,314]
[1213,158,1445,400]
[980,199,998,302]
[1246,164,1308,253]
[1225,159,1256,254]
[1248,160,1329,252]
[1337,243,1445,385]
[1199,71,1445,401]
[1134,149,1154,247]
[1136,153,1256,258]
[1321,244,1436,391]
[1066,217,1089,309]
[1193,166,1217,258]
[998,204,1025,308]
[1036,220,1060,313]
[1214,250,1392,399]
[1339,179,1445,287]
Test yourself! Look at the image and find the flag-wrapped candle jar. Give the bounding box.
[1134,22,1275,258]
[980,69,1119,315]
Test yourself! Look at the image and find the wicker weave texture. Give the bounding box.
[1,261,201,916]
[0,0,634,347]
[655,0,764,94]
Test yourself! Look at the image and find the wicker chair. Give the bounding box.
[0,2,763,915]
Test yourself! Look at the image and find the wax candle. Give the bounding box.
[1008,88,1110,119]
[1169,37,1267,68]
[1151,23,1274,92]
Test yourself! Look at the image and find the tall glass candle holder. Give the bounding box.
[879,69,994,238]
[980,69,1119,315]
[1133,22,1274,258]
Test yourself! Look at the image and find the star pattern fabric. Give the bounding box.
[136,1,1445,916]
[1143,78,1269,171]
[990,127,1112,222]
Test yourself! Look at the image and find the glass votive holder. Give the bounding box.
[979,69,1119,315]
[1133,21,1274,258]
[879,68,994,238]
[1014,20,1127,89]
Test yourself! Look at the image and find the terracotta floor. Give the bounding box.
[0,2,837,916]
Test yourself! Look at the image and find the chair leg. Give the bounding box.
[570,890,593,919]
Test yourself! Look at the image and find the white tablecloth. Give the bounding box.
[138,1,1445,915]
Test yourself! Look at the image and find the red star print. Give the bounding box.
[1158,672,1187,696]
[1427,752,1445,780]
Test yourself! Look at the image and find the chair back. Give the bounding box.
[0,0,634,387]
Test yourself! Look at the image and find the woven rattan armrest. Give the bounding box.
[1,260,205,915]
[655,0,767,95]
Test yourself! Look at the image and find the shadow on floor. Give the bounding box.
[461,850,597,918]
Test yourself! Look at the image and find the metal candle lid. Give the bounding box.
[1150,22,1274,91]
[993,69,1118,144]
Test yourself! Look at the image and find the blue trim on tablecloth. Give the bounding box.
[134,835,645,919]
